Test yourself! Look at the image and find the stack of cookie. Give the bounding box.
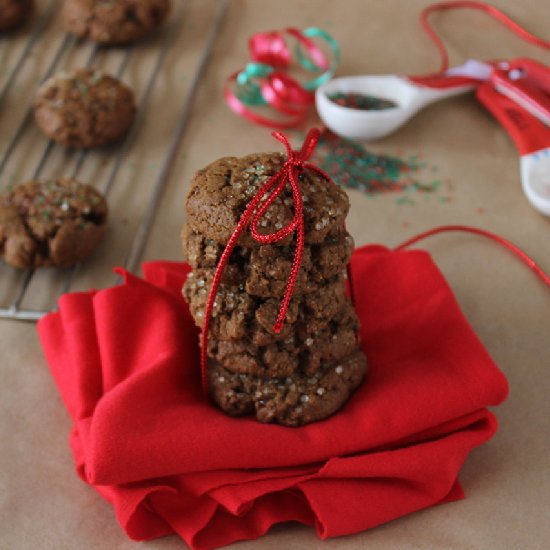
[183,152,367,426]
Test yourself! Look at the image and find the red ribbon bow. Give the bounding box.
[200,129,332,393]
[249,28,330,70]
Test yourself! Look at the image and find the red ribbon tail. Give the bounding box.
[273,217,305,333]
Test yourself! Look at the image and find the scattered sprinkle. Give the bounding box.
[311,129,444,204]
[90,71,103,86]
[396,196,415,206]
[76,80,89,96]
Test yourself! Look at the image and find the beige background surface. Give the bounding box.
[1,0,549,548]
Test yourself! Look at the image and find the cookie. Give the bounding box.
[182,226,354,298]
[34,69,136,148]
[0,0,33,31]
[0,178,107,268]
[62,0,171,44]
[206,304,360,378]
[185,153,350,247]
[184,272,349,346]
[208,350,367,427]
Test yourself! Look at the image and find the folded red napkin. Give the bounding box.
[38,245,508,550]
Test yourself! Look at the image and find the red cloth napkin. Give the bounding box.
[38,245,508,550]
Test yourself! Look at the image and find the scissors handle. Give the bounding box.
[508,58,550,94]
[492,59,550,126]
[477,82,550,155]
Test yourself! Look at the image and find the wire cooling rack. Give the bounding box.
[0,0,228,321]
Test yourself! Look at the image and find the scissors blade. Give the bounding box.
[445,59,493,81]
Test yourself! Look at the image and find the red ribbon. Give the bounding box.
[249,31,292,68]
[224,71,310,128]
[200,129,331,393]
[395,225,550,288]
[249,28,329,71]
[260,73,314,114]
[420,1,550,72]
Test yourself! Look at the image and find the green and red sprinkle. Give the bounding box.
[311,129,443,203]
[328,92,397,111]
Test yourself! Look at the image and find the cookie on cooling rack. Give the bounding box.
[34,69,136,148]
[62,0,171,44]
[0,0,33,31]
[0,178,107,269]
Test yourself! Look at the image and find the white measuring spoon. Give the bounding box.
[315,72,476,140]
[477,82,550,216]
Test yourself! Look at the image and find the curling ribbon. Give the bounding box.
[225,27,340,128]
[395,225,550,288]
[200,129,332,393]
[420,1,550,72]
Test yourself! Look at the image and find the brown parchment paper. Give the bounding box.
[1,1,549,548]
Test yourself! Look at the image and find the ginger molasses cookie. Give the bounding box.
[184,273,349,345]
[62,0,171,44]
[185,152,350,247]
[34,69,136,148]
[206,304,361,378]
[183,226,354,297]
[0,178,107,268]
[208,350,367,426]
[0,0,33,31]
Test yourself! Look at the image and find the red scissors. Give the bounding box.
[468,58,550,216]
